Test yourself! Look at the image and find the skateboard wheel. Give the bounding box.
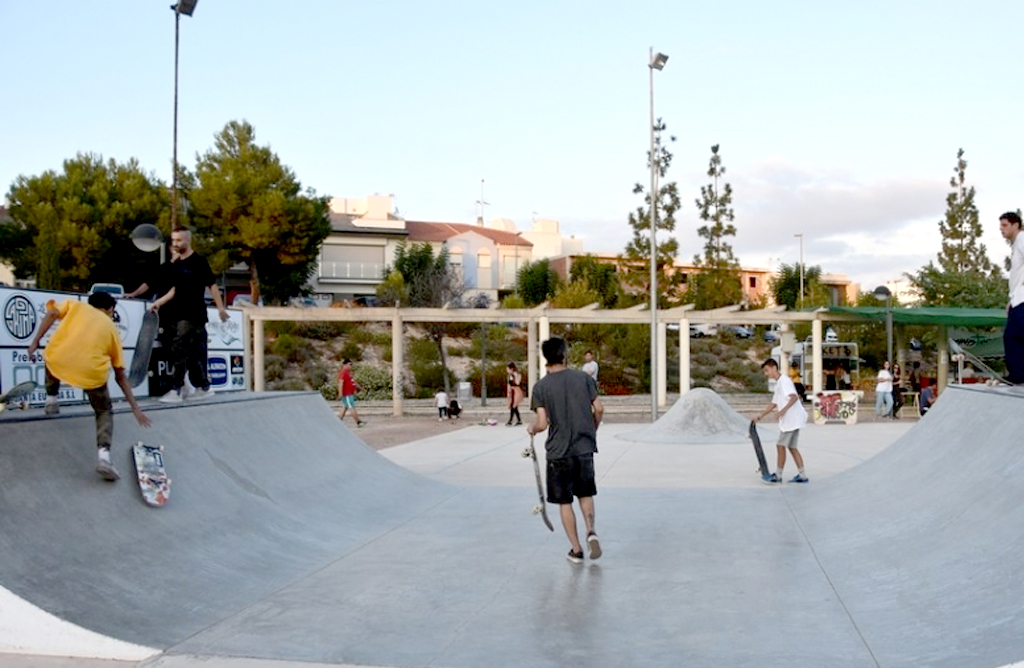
[532,504,543,514]
[521,448,531,458]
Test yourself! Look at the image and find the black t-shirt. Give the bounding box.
[169,252,215,324]
[530,368,599,460]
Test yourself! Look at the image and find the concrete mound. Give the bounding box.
[618,387,750,443]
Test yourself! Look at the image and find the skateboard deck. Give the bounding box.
[128,309,160,388]
[132,442,171,507]
[521,435,554,532]
[749,421,771,480]
[0,381,38,414]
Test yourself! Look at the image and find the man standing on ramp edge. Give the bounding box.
[527,337,605,564]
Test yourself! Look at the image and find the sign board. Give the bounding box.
[0,287,245,405]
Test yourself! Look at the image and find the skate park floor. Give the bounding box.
[2,386,1024,668]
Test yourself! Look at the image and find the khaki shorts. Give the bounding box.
[777,430,800,449]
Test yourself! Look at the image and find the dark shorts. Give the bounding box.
[546,454,597,504]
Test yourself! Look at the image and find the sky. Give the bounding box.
[2,0,1023,295]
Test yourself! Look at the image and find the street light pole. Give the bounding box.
[873,285,893,364]
[648,48,668,423]
[170,0,198,228]
[794,233,804,308]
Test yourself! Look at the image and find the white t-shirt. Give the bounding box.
[1009,232,1024,308]
[435,391,449,408]
[581,360,599,382]
[876,370,893,393]
[772,374,808,433]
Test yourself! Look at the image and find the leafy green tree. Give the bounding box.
[908,148,1004,307]
[1,153,168,291]
[690,144,742,309]
[189,120,331,305]
[569,254,622,308]
[620,119,683,306]
[517,259,560,306]
[769,263,830,309]
[380,242,462,392]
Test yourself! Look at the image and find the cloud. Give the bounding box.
[560,158,958,293]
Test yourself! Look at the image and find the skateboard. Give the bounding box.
[748,421,771,480]
[520,435,554,532]
[132,442,171,507]
[0,381,38,414]
[128,309,160,388]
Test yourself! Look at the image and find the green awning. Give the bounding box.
[828,306,1007,327]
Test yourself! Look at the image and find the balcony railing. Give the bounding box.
[319,261,385,282]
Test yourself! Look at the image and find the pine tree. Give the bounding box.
[908,148,1005,307]
[690,144,742,309]
[938,148,993,274]
[620,119,683,306]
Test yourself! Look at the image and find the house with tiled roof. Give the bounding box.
[312,195,534,304]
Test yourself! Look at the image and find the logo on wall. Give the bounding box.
[4,295,37,340]
[208,356,229,386]
[112,305,129,341]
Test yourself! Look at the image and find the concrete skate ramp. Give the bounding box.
[618,387,750,443]
[0,392,454,651]
[4,386,1024,668]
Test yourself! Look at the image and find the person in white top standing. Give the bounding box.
[999,212,1024,384]
[581,350,599,385]
[874,360,894,418]
[754,358,809,484]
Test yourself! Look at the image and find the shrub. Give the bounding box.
[467,361,508,398]
[295,321,352,340]
[265,354,287,382]
[303,362,330,389]
[407,337,439,364]
[268,378,307,391]
[339,340,363,362]
[410,360,456,394]
[266,321,295,337]
[320,381,339,402]
[353,364,393,400]
[272,333,311,363]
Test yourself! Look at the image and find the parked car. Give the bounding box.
[763,324,781,342]
[354,296,381,307]
[88,283,125,298]
[724,325,753,339]
[689,323,718,338]
[289,296,318,308]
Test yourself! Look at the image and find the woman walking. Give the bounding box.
[506,362,524,426]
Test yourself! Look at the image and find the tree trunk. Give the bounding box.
[249,260,260,306]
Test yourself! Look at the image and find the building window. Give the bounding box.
[477,250,492,289]
[749,277,757,289]
[320,244,385,281]
[449,246,464,282]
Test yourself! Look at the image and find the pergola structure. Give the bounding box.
[240,304,853,417]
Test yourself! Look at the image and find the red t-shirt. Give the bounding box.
[339,367,356,396]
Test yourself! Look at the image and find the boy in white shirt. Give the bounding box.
[754,358,809,484]
[1000,212,1024,384]
[434,388,450,421]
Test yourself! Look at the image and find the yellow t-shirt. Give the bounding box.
[44,300,125,390]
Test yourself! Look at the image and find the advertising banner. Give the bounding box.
[0,287,245,405]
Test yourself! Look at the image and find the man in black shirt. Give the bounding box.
[527,337,605,564]
[152,227,228,403]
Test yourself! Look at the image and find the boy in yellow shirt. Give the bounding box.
[27,292,151,480]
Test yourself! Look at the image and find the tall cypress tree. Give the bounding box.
[690,144,742,309]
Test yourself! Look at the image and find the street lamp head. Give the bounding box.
[650,52,668,71]
[131,224,164,253]
[171,0,198,16]
[872,285,892,302]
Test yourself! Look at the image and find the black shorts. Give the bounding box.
[546,454,597,504]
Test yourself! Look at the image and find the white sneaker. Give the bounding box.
[159,390,183,404]
[44,398,60,416]
[190,387,215,400]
